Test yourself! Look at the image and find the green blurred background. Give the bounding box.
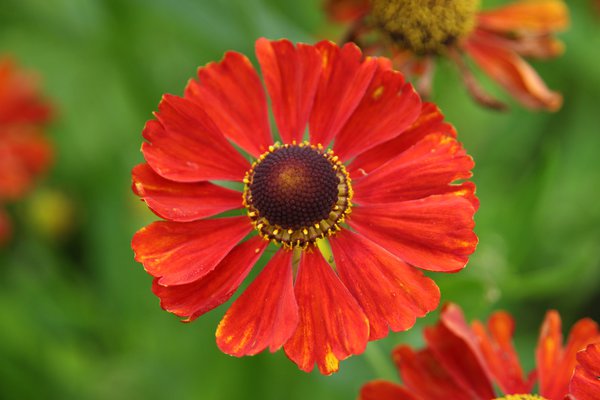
[1,0,599,398]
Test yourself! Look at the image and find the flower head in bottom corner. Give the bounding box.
[360,303,600,399]
[131,38,478,375]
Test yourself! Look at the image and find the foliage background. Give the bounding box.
[0,0,599,398]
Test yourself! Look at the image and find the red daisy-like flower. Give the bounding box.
[0,57,52,125]
[0,57,53,245]
[324,0,569,111]
[131,38,478,374]
[360,303,600,399]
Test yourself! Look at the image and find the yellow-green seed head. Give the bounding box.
[371,0,480,55]
[494,395,548,400]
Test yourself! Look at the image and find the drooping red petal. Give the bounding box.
[349,194,477,272]
[570,343,600,400]
[472,27,564,60]
[332,62,421,161]
[132,217,252,286]
[359,380,417,400]
[353,133,474,206]
[538,313,600,399]
[471,312,531,394]
[184,51,272,157]
[309,41,378,148]
[142,95,249,182]
[476,0,569,34]
[152,236,268,322]
[324,0,370,23]
[393,346,474,400]
[465,32,562,111]
[131,163,242,222]
[349,102,456,178]
[283,249,369,375]
[216,249,298,356]
[255,38,321,144]
[423,304,496,399]
[330,229,440,341]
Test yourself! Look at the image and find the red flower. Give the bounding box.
[324,0,569,111]
[0,57,53,245]
[131,38,478,374]
[0,58,52,125]
[360,304,600,399]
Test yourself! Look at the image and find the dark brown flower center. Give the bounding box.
[243,143,352,249]
[250,145,338,229]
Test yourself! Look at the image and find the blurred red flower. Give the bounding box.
[131,38,478,374]
[0,57,53,245]
[360,303,600,399]
[324,0,569,111]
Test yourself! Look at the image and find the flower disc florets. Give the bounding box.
[494,395,547,400]
[243,142,352,249]
[371,0,479,55]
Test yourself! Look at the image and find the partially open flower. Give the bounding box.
[324,0,569,111]
[0,57,53,245]
[132,38,478,374]
[359,303,600,399]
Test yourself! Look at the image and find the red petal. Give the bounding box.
[142,95,249,182]
[353,133,475,206]
[536,310,564,397]
[349,102,456,177]
[184,51,272,157]
[330,229,440,340]
[471,312,531,394]
[255,38,321,144]
[570,344,600,400]
[423,304,496,399]
[152,236,268,321]
[309,41,378,148]
[132,163,242,222]
[349,195,477,272]
[132,217,252,285]
[283,250,369,375]
[477,0,569,34]
[324,0,370,23]
[332,64,420,161]
[538,312,600,399]
[472,28,564,59]
[216,249,298,356]
[465,33,562,111]
[359,380,417,400]
[333,67,421,160]
[554,319,600,396]
[393,346,474,400]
